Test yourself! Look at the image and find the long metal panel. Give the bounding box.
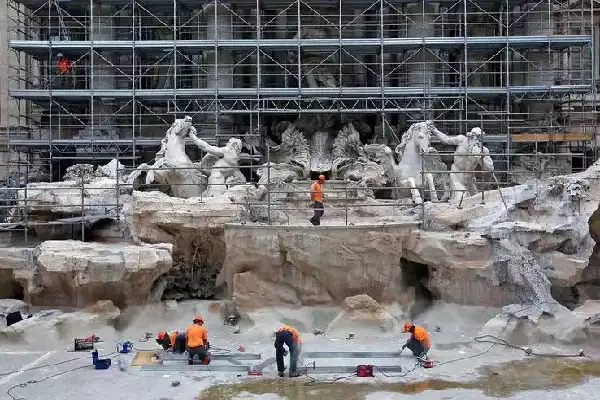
[9,35,592,55]
[162,353,262,361]
[141,364,250,372]
[303,351,403,359]
[303,366,403,374]
[8,85,593,101]
[251,357,277,372]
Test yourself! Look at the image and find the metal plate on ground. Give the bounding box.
[141,364,251,372]
[302,351,402,359]
[303,365,403,374]
[251,357,276,372]
[162,353,262,361]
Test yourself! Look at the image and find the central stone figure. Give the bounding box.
[189,132,243,198]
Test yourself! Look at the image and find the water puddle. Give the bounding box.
[197,358,600,399]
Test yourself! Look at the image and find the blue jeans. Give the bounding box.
[275,330,300,372]
[173,333,186,353]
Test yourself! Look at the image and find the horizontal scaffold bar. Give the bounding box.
[303,351,403,358]
[9,36,592,55]
[8,85,593,101]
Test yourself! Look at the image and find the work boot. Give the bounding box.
[289,371,301,378]
[278,371,285,378]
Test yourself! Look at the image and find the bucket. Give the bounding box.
[94,359,112,370]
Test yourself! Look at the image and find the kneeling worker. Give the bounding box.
[274,325,302,377]
[156,330,186,353]
[186,316,210,365]
[401,322,431,360]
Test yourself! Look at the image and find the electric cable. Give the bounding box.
[5,352,122,400]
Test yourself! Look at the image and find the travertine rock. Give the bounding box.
[573,300,600,344]
[327,294,396,333]
[218,225,553,308]
[479,302,587,345]
[122,190,240,244]
[23,240,172,307]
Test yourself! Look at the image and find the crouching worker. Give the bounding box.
[156,330,186,353]
[274,325,302,378]
[186,316,210,365]
[401,322,431,361]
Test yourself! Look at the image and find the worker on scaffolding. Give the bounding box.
[309,174,325,226]
[156,330,186,353]
[56,52,72,74]
[274,325,302,377]
[400,322,431,361]
[186,316,210,365]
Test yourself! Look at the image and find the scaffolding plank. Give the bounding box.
[303,351,402,359]
[303,366,403,374]
[162,353,261,361]
[141,364,250,372]
[512,132,593,142]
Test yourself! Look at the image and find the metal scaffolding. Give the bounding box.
[1,0,597,241]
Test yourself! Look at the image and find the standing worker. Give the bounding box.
[186,316,210,365]
[274,325,302,377]
[309,174,325,226]
[156,330,186,353]
[400,322,431,361]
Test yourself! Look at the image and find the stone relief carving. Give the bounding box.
[256,122,310,186]
[430,125,495,204]
[332,122,386,188]
[127,116,205,198]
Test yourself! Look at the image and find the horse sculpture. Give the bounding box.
[127,116,206,198]
[365,121,450,204]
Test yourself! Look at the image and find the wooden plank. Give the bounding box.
[512,132,593,142]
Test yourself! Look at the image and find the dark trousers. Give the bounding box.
[310,201,324,226]
[187,345,208,362]
[173,333,186,353]
[406,338,430,357]
[5,312,23,327]
[275,330,300,373]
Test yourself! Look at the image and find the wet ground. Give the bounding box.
[2,301,599,400]
[198,358,600,400]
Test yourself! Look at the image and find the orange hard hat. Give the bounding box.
[403,322,413,332]
[157,331,167,339]
[318,174,325,181]
[193,315,204,324]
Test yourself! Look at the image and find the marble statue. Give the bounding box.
[365,121,449,204]
[127,116,205,198]
[256,122,310,186]
[292,23,337,89]
[332,122,386,187]
[431,126,494,203]
[189,133,244,198]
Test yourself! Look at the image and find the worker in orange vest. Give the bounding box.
[186,316,210,365]
[309,174,325,226]
[401,322,431,361]
[156,330,186,353]
[274,325,302,377]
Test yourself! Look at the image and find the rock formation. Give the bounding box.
[5,159,128,238]
[13,240,173,307]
